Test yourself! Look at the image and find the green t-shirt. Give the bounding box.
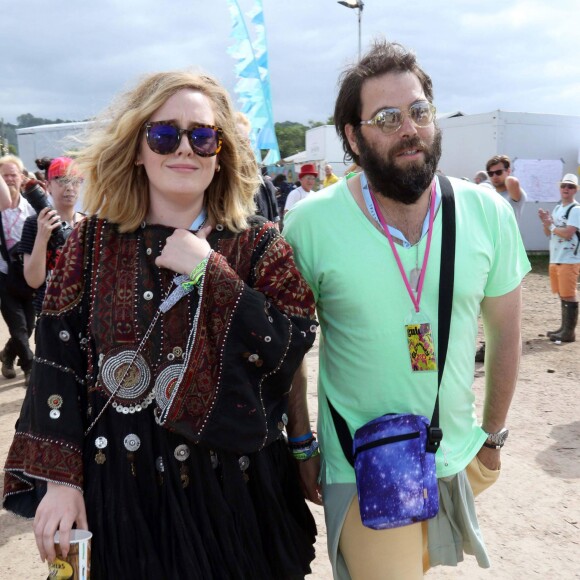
[284,176,531,483]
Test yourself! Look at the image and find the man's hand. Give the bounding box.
[538,208,552,227]
[476,445,501,471]
[296,454,323,505]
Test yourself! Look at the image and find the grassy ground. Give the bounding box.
[527,252,549,275]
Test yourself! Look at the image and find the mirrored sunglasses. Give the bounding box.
[54,177,84,186]
[487,169,505,177]
[144,121,223,157]
[360,101,436,135]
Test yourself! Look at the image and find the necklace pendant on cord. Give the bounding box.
[409,268,421,292]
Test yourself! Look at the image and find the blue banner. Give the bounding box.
[225,0,280,164]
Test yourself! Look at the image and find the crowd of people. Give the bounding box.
[0,38,577,580]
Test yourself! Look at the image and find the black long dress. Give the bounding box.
[3,216,318,579]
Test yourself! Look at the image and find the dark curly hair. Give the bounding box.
[334,39,433,165]
[34,157,53,180]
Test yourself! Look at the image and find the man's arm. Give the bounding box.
[0,174,11,210]
[505,175,525,202]
[478,285,523,470]
[538,207,577,240]
[287,359,322,504]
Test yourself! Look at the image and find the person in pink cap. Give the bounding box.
[284,163,318,214]
[20,157,84,316]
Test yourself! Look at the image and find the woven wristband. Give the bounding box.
[181,257,209,291]
[291,440,320,462]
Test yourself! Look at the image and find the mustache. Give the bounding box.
[390,136,428,157]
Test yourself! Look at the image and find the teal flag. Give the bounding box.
[225,0,280,164]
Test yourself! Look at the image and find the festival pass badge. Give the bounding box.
[405,315,437,372]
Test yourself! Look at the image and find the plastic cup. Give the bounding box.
[47,529,92,579]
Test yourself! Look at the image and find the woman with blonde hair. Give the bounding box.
[3,71,319,579]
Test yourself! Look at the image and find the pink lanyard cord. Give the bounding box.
[370,181,436,313]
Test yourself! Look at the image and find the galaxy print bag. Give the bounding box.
[351,413,439,529]
[327,176,455,530]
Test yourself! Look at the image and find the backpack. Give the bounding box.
[562,203,580,255]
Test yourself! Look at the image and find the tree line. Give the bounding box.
[0,115,334,160]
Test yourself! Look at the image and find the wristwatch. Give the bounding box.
[549,224,556,233]
[483,427,509,449]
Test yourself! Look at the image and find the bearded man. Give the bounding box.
[284,40,530,579]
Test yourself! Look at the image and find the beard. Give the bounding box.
[358,125,442,205]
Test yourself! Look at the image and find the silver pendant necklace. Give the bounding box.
[409,243,420,292]
[408,190,432,293]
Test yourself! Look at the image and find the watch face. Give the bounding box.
[488,428,509,444]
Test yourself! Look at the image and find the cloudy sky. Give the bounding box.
[1,0,579,126]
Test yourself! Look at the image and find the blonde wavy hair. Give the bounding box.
[74,71,258,233]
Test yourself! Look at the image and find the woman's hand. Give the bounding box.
[33,482,88,563]
[36,207,62,244]
[155,225,212,275]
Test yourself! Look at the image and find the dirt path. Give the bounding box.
[1,269,579,579]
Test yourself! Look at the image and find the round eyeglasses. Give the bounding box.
[360,101,436,135]
[144,121,223,157]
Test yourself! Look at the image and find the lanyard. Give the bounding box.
[2,207,23,246]
[189,207,207,231]
[369,181,436,313]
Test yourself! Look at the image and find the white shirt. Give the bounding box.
[0,195,36,274]
[550,202,580,264]
[284,186,310,213]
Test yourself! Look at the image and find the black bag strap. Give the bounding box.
[328,175,456,465]
[559,203,580,255]
[0,216,10,263]
[563,202,579,220]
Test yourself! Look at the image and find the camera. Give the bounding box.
[21,181,69,247]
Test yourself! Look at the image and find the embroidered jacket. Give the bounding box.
[3,216,316,512]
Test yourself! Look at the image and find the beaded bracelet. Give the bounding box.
[181,257,209,291]
[290,440,320,462]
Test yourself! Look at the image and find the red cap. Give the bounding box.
[299,163,318,178]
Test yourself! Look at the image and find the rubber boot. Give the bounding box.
[550,301,578,343]
[547,300,565,337]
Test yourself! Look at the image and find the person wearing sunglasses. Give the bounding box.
[538,173,580,342]
[485,154,528,227]
[20,156,84,317]
[474,155,529,362]
[285,39,530,579]
[3,72,319,579]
